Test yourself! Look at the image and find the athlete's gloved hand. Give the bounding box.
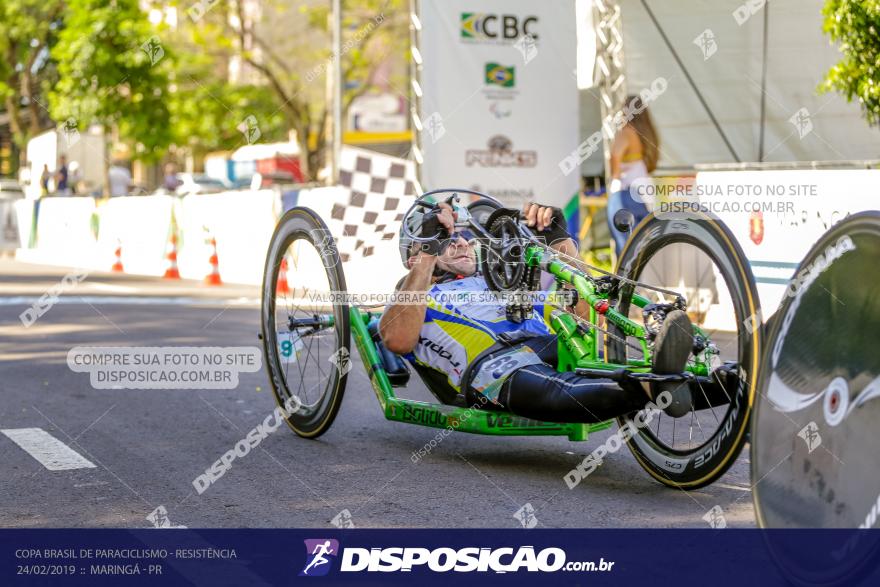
[417,202,457,256]
[522,202,571,245]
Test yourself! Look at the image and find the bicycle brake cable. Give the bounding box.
[546,246,686,301]
[548,301,646,356]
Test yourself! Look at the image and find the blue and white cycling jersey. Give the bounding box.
[409,274,555,391]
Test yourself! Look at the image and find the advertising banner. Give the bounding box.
[419,0,580,208]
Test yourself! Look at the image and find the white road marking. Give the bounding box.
[1,427,97,471]
[0,296,259,307]
[89,283,139,294]
[715,482,751,492]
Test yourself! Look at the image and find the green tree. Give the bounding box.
[821,0,880,126]
[193,0,408,181]
[161,12,288,157]
[0,0,65,164]
[168,78,289,154]
[49,0,173,165]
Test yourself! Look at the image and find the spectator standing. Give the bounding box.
[607,95,659,256]
[108,161,132,197]
[55,155,69,195]
[40,164,51,196]
[162,163,182,191]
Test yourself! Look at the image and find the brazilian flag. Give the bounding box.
[485,63,515,88]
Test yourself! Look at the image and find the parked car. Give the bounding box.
[174,173,230,196]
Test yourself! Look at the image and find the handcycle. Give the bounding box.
[260,189,762,490]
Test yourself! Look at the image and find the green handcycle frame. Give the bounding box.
[306,240,714,443]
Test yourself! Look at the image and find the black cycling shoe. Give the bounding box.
[651,310,694,418]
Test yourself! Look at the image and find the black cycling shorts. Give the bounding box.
[465,335,648,423]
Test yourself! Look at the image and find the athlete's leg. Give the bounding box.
[496,365,647,423]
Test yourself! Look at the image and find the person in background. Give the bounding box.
[55,155,69,195]
[162,162,181,191]
[108,160,132,197]
[40,164,51,196]
[607,95,659,256]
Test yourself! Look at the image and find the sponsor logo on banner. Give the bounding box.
[460,13,539,44]
[300,539,340,576]
[466,136,537,168]
[489,102,512,119]
[471,185,535,204]
[483,63,519,104]
[749,209,764,245]
[485,63,515,87]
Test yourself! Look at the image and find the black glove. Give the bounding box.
[532,206,571,245]
[416,209,452,256]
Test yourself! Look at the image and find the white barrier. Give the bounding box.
[20,197,99,267]
[96,195,175,276]
[14,199,37,249]
[176,190,281,285]
[13,146,416,294]
[699,169,880,317]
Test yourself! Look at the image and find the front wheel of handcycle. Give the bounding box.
[608,212,762,490]
[261,207,350,438]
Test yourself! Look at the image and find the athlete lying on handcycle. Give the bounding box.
[379,200,695,422]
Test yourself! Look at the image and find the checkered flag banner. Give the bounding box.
[327,147,421,261]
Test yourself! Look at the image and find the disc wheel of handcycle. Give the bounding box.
[749,211,880,585]
[607,213,761,489]
[752,211,880,530]
[261,207,350,438]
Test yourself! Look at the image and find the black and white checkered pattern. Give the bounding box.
[326,147,419,262]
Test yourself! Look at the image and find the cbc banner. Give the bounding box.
[419,0,579,208]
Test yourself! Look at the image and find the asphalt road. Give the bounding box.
[0,259,756,529]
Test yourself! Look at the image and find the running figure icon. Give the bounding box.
[301,540,338,576]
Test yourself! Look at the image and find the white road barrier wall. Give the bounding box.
[14,199,37,249]
[176,190,281,285]
[96,195,175,276]
[15,147,415,291]
[699,169,880,319]
[624,168,880,332]
[24,197,99,267]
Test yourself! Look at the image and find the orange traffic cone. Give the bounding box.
[204,237,223,286]
[111,240,124,272]
[276,257,291,294]
[163,233,181,279]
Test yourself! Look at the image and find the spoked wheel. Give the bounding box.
[261,207,350,438]
[608,213,761,489]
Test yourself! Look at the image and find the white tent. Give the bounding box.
[616,0,878,169]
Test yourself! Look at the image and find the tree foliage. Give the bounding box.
[194,0,408,181]
[49,0,173,161]
[0,0,64,153]
[821,0,880,126]
[3,0,408,179]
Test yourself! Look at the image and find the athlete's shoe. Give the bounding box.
[651,310,694,418]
